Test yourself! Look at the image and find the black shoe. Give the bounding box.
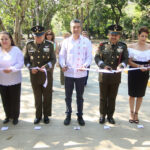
[77,116,85,126]
[3,118,9,124]
[34,118,41,124]
[107,117,115,124]
[99,117,105,124]
[13,118,18,125]
[43,116,50,124]
[64,115,71,125]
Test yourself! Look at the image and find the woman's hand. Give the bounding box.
[3,68,12,73]
[138,65,147,72]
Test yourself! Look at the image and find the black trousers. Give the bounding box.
[64,76,86,117]
[0,83,21,119]
[30,71,53,118]
[99,82,119,118]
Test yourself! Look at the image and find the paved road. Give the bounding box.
[0,54,150,150]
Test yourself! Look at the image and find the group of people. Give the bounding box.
[0,19,150,127]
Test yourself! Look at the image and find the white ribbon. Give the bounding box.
[69,66,150,74]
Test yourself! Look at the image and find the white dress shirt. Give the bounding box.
[59,35,92,78]
[0,46,24,86]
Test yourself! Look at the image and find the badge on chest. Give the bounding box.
[43,46,50,52]
[117,46,123,53]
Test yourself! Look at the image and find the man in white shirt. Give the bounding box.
[59,19,92,126]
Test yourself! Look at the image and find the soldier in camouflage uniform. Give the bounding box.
[24,25,56,124]
[95,25,128,124]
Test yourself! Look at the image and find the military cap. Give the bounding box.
[31,25,45,37]
[108,24,122,35]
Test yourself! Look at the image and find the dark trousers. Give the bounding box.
[60,67,64,85]
[85,66,90,86]
[30,71,53,118]
[0,83,21,119]
[99,82,119,118]
[65,76,86,117]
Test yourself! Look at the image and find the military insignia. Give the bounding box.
[43,47,49,52]
[117,46,123,53]
[30,56,33,60]
[114,25,117,31]
[104,43,111,51]
[28,48,35,53]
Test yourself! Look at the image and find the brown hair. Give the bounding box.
[138,26,149,35]
[0,31,15,46]
[45,30,55,42]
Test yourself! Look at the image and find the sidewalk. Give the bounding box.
[0,61,150,150]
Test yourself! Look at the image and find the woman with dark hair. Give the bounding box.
[128,27,150,123]
[0,31,24,125]
[45,30,58,54]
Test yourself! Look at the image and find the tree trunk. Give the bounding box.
[0,18,6,31]
[14,16,21,47]
[87,3,90,33]
[76,0,79,19]
[35,0,39,25]
[81,7,84,30]
[14,0,26,48]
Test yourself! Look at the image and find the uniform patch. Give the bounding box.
[117,46,123,53]
[43,47,50,52]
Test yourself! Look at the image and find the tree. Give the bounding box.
[105,0,128,25]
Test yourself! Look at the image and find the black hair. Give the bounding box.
[70,19,81,26]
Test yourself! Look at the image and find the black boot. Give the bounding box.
[64,115,71,125]
[77,116,85,126]
[43,116,50,124]
[3,118,9,124]
[107,117,115,124]
[34,118,41,124]
[99,117,105,124]
[13,118,18,125]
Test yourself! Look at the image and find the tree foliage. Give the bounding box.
[0,0,150,44]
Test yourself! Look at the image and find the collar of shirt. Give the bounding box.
[70,35,82,42]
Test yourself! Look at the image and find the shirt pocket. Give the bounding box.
[28,49,35,56]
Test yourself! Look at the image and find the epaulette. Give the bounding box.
[118,41,126,46]
[26,40,34,45]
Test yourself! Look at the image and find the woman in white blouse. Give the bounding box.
[0,31,24,125]
[128,27,150,124]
